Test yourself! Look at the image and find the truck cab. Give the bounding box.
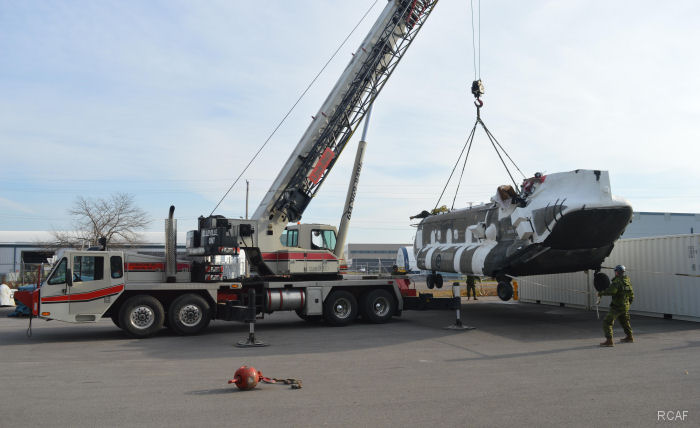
[268,224,339,275]
[38,250,127,323]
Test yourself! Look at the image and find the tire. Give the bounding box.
[295,309,322,322]
[593,272,610,292]
[361,289,396,324]
[167,294,212,336]
[323,290,358,326]
[435,274,444,289]
[497,281,514,301]
[426,274,435,290]
[119,295,165,338]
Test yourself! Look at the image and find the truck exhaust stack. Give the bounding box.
[165,205,177,283]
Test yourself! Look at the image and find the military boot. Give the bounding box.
[600,338,614,347]
[620,335,634,343]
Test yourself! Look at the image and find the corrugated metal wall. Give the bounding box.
[518,234,700,321]
[0,247,20,276]
[517,271,591,309]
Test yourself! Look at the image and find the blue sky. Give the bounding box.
[1,0,699,244]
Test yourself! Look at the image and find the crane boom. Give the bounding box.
[187,0,438,277]
[254,0,438,225]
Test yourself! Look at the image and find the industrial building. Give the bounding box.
[623,211,699,238]
[346,243,410,273]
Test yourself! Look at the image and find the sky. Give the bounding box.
[1,0,699,245]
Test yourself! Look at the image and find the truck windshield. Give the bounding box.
[311,229,336,251]
[47,258,67,285]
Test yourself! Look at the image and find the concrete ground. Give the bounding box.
[1,297,698,428]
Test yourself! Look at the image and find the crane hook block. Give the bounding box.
[228,365,263,390]
[471,80,484,99]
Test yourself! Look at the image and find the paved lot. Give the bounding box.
[1,298,698,428]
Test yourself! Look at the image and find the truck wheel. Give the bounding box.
[120,295,165,338]
[323,290,358,326]
[435,274,444,289]
[361,289,395,324]
[168,294,211,335]
[295,309,322,322]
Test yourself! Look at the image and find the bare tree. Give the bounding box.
[51,193,150,248]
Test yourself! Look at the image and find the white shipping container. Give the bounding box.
[517,271,591,309]
[517,234,700,321]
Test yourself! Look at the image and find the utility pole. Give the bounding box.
[245,180,249,219]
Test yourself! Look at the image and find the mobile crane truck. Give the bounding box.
[15,1,456,338]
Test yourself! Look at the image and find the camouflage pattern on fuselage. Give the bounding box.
[414,169,633,278]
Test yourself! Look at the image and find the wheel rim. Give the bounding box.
[130,305,155,330]
[333,298,352,319]
[372,297,390,317]
[178,304,202,327]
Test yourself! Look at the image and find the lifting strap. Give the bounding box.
[434,91,526,211]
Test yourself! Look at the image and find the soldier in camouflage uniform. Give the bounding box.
[466,275,480,300]
[598,265,634,347]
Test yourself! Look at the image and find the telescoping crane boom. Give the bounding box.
[187,0,439,279]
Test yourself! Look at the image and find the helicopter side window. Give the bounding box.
[47,258,67,285]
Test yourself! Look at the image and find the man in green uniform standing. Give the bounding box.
[598,265,635,347]
[466,275,480,300]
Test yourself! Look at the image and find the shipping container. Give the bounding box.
[517,234,700,322]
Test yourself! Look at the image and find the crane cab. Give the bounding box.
[281,224,337,251]
[268,224,339,275]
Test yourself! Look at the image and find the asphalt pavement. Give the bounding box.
[1,298,698,427]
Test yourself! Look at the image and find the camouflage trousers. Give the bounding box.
[603,306,632,339]
[466,284,477,298]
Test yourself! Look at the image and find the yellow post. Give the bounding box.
[513,280,519,300]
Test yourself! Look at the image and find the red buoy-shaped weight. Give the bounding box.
[228,365,263,390]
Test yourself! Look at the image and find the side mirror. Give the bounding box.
[66,268,73,286]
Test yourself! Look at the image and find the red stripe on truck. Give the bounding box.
[262,252,337,261]
[41,284,125,303]
[125,262,190,272]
